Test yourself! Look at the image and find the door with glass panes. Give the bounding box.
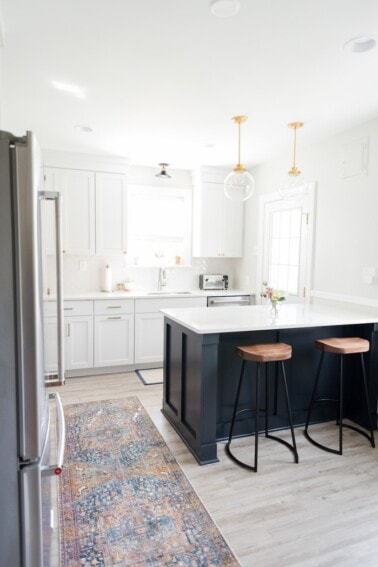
[259,185,315,303]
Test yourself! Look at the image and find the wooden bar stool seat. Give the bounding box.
[226,343,299,472]
[304,337,375,455]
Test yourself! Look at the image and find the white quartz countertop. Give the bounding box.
[44,289,253,300]
[160,302,378,334]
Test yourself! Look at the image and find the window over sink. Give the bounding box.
[127,185,192,266]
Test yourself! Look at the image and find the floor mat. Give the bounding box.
[59,396,239,566]
[135,367,163,385]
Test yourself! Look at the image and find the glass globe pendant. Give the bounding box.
[279,121,308,200]
[224,115,254,202]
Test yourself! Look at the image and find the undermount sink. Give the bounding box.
[147,291,193,295]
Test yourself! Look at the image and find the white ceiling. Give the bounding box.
[1,0,378,171]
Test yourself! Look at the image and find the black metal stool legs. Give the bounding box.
[304,350,375,454]
[225,360,261,472]
[266,361,299,463]
[341,353,375,448]
[226,359,298,472]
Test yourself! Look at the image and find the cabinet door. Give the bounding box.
[219,193,244,257]
[43,168,95,255]
[94,314,134,367]
[95,173,128,256]
[192,182,243,257]
[193,183,221,257]
[134,313,164,364]
[60,170,95,255]
[65,315,94,370]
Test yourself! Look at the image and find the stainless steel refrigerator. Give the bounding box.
[0,130,66,566]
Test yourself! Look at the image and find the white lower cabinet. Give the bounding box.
[43,300,94,372]
[134,297,207,364]
[94,299,134,366]
[135,313,164,364]
[65,315,94,370]
[94,315,134,366]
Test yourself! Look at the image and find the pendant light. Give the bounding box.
[156,163,171,178]
[278,122,308,199]
[224,115,254,202]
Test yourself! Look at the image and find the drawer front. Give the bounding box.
[63,300,93,316]
[94,299,134,315]
[135,297,207,313]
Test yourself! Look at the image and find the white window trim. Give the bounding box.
[127,184,192,267]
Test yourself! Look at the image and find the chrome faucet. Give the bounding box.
[158,267,167,290]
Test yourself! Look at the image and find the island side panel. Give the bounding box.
[341,323,378,429]
[162,317,220,464]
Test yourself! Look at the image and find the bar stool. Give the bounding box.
[225,343,299,472]
[304,337,375,454]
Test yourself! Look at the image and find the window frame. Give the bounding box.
[127,184,192,266]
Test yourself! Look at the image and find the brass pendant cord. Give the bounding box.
[288,121,303,176]
[292,126,297,171]
[237,120,241,166]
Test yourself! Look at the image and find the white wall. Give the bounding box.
[236,117,378,304]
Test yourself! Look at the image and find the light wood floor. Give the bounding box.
[58,371,378,567]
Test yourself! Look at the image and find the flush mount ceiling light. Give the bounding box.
[224,115,254,202]
[210,0,240,18]
[156,163,171,178]
[51,80,85,99]
[278,121,309,200]
[343,35,377,53]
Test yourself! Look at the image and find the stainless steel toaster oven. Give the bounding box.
[199,274,228,290]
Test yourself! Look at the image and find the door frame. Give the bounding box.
[257,182,316,303]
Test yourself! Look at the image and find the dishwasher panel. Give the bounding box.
[207,295,251,307]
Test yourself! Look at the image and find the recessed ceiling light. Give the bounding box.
[74,124,93,133]
[209,0,240,18]
[52,80,86,98]
[343,36,377,53]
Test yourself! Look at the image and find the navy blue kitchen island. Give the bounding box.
[161,302,378,464]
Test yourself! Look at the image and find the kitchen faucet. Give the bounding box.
[158,267,167,290]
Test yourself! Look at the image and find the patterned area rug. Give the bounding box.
[59,397,239,566]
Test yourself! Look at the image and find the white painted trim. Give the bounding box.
[311,290,378,308]
[43,149,130,174]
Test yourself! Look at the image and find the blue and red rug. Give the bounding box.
[59,396,239,566]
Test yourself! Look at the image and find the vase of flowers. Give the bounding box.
[260,281,286,315]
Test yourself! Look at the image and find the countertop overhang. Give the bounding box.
[161,302,378,334]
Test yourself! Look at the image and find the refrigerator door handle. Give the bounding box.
[40,190,65,386]
[43,392,66,475]
[55,193,65,386]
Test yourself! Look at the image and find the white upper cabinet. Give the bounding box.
[43,167,95,255]
[95,172,128,256]
[192,167,244,258]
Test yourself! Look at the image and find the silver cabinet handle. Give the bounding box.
[64,307,74,311]
[107,305,122,309]
[108,316,122,320]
